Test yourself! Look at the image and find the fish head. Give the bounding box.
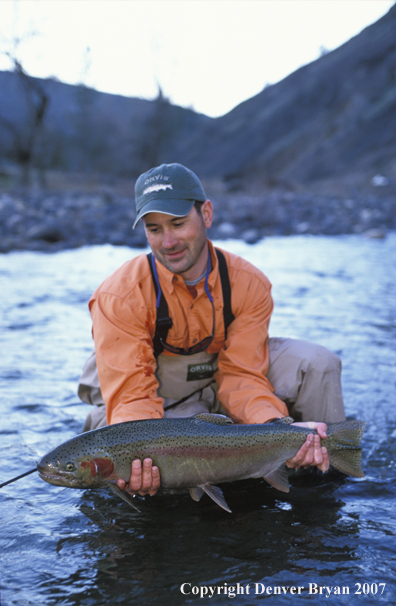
[37,437,116,488]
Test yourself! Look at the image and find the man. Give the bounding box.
[78,163,346,499]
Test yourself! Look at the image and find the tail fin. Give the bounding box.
[327,420,366,477]
[329,448,365,477]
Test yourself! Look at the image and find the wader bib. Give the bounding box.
[155,350,224,418]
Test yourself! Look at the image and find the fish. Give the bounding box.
[37,414,365,513]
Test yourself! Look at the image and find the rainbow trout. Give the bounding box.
[37,415,365,512]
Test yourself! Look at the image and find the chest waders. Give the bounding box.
[147,249,234,417]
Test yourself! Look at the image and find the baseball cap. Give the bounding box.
[133,163,206,228]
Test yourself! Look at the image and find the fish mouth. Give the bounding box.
[37,465,83,488]
[38,471,79,487]
[37,466,103,488]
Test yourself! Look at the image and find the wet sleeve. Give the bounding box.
[90,291,164,424]
[216,274,288,424]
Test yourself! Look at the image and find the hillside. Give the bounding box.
[181,3,396,191]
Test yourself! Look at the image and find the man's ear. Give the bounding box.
[201,200,213,229]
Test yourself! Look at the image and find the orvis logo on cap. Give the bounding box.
[144,173,169,184]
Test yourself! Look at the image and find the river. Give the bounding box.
[1,234,395,605]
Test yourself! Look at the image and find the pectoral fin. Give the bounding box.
[263,466,290,493]
[108,482,141,512]
[199,483,232,513]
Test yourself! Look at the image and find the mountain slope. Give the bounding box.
[183,4,396,187]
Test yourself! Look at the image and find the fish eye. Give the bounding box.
[65,462,75,471]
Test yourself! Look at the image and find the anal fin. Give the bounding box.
[263,465,290,493]
[108,482,141,512]
[199,483,232,513]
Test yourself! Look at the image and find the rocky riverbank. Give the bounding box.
[1,187,395,253]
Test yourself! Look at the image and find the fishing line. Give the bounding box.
[0,468,37,488]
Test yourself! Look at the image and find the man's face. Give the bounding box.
[143,200,213,281]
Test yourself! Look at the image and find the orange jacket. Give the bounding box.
[89,241,288,425]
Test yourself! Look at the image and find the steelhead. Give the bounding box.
[37,415,365,512]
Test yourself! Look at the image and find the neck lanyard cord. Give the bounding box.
[152,254,213,308]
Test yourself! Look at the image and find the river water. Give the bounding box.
[1,234,395,605]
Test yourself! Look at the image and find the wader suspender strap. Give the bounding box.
[147,252,173,358]
[146,248,235,358]
[215,248,235,335]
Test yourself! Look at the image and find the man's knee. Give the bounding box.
[83,404,107,432]
[268,337,341,378]
[267,337,342,405]
[303,344,341,375]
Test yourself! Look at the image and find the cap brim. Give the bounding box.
[133,199,195,229]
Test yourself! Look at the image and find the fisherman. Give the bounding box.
[78,163,346,499]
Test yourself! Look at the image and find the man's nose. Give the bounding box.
[162,230,178,249]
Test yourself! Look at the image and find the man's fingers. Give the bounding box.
[315,423,327,440]
[286,434,313,468]
[149,465,161,496]
[317,447,330,472]
[310,435,329,471]
[312,434,323,466]
[292,422,328,440]
[130,459,143,492]
[119,458,161,497]
[286,434,329,470]
[141,458,154,490]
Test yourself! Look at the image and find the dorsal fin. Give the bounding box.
[195,413,234,425]
[273,416,295,425]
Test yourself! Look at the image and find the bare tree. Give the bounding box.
[0,35,49,186]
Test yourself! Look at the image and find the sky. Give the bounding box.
[0,0,394,118]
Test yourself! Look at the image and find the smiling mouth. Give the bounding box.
[164,249,186,259]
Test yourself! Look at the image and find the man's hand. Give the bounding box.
[116,458,161,496]
[286,422,329,472]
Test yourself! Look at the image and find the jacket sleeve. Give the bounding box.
[90,291,164,424]
[215,272,289,424]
